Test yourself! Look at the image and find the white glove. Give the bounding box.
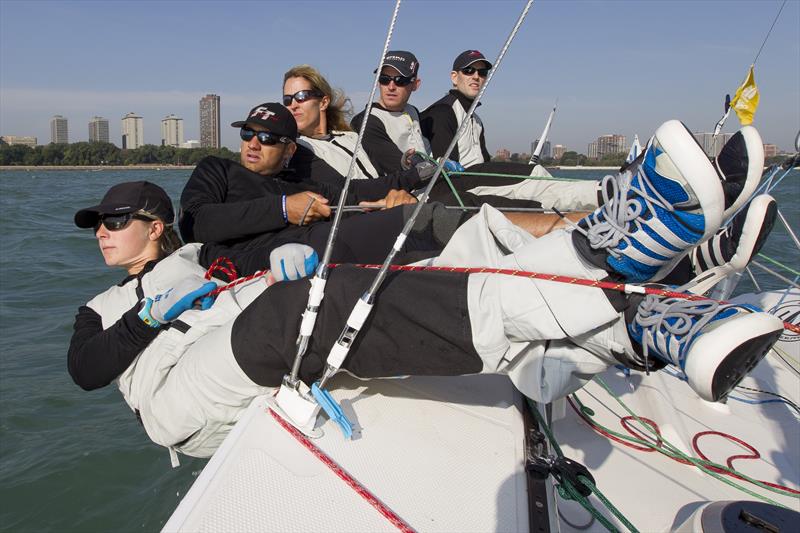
[269,243,319,282]
[139,275,217,327]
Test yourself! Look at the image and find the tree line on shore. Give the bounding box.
[0,141,238,166]
[492,151,629,167]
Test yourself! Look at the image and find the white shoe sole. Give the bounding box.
[684,311,783,402]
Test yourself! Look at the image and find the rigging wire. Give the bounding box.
[753,0,788,66]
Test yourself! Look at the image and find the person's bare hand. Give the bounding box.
[381,189,417,209]
[285,192,330,225]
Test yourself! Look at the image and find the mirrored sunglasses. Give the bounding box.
[240,127,291,146]
[378,74,415,87]
[282,89,325,106]
[460,67,490,78]
[94,212,155,232]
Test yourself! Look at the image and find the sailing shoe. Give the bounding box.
[714,125,765,221]
[574,120,723,283]
[687,194,777,295]
[629,295,783,402]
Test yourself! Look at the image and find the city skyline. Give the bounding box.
[1,1,797,153]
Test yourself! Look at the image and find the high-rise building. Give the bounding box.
[88,116,110,143]
[1,135,37,147]
[50,115,69,144]
[531,139,551,159]
[552,144,566,160]
[199,94,221,148]
[161,114,184,147]
[763,144,778,158]
[692,132,733,158]
[587,141,598,159]
[121,113,144,149]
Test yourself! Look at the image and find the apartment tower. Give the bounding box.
[50,115,69,144]
[199,94,221,149]
[121,113,144,149]
[88,117,110,143]
[161,114,184,147]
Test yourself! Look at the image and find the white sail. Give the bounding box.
[625,134,641,164]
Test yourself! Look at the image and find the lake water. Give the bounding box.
[0,167,797,532]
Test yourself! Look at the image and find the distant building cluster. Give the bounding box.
[1,135,38,147]
[693,132,733,158]
[2,94,221,149]
[551,144,566,160]
[494,148,510,161]
[588,134,626,160]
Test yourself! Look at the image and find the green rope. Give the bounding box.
[570,393,799,499]
[526,399,640,533]
[592,376,795,508]
[756,253,800,277]
[439,169,466,208]
[450,170,583,182]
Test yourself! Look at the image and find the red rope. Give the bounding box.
[202,258,800,334]
[268,408,416,532]
[567,397,800,495]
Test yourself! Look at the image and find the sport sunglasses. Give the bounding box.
[94,212,156,232]
[240,127,291,146]
[460,67,490,78]
[282,89,325,106]
[378,74,416,87]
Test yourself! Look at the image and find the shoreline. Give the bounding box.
[0,165,196,171]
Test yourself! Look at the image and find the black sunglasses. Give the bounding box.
[94,212,155,232]
[460,67,490,78]
[282,89,324,106]
[240,127,291,146]
[378,74,415,87]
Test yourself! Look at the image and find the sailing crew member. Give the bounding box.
[67,121,784,459]
[421,50,492,167]
[350,50,430,176]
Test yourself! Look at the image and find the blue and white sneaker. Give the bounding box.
[715,125,764,221]
[629,295,783,402]
[574,120,724,283]
[688,194,777,295]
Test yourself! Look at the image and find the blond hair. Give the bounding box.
[283,65,352,132]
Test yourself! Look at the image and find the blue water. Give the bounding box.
[0,167,797,532]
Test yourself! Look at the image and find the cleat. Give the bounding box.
[575,120,723,282]
[688,194,777,295]
[629,296,784,402]
[714,125,765,221]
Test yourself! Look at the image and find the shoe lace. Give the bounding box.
[634,295,722,369]
[572,163,677,258]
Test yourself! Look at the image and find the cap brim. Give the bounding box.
[457,59,493,70]
[231,120,248,128]
[374,63,414,77]
[74,203,138,228]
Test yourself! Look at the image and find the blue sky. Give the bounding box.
[1,0,798,154]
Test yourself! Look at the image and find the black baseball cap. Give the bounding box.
[374,50,419,77]
[75,180,175,228]
[231,102,298,140]
[452,50,493,71]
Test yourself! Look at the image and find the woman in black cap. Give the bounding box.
[67,180,215,393]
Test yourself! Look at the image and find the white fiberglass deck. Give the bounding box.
[164,374,530,533]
